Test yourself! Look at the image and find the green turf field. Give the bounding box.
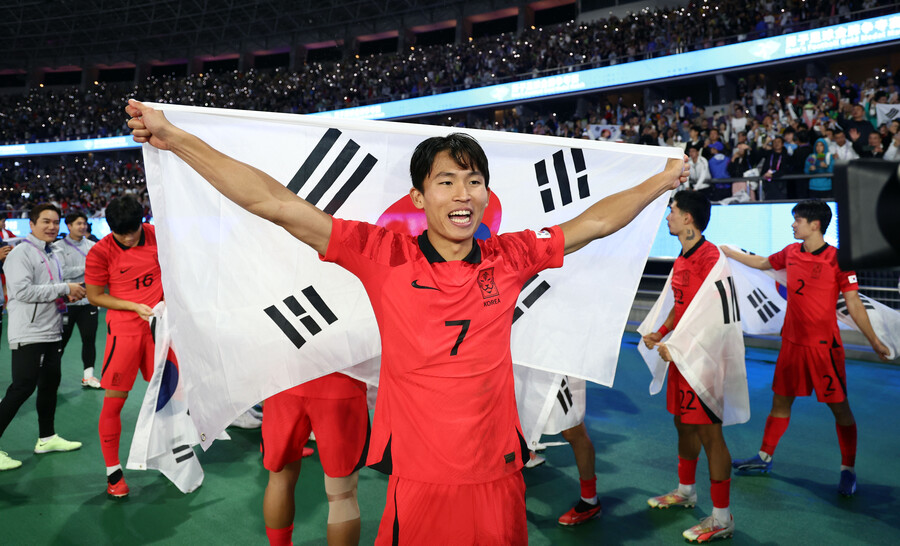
[1,313,898,544]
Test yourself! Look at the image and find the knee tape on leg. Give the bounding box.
[324,474,359,524]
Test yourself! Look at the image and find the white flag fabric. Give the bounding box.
[514,366,586,449]
[723,245,900,359]
[637,247,750,426]
[142,103,679,448]
[724,247,787,336]
[126,302,204,493]
[835,292,900,360]
[874,103,900,127]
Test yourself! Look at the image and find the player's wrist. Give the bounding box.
[657,324,670,337]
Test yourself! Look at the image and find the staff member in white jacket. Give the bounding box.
[0,204,86,471]
[53,210,100,389]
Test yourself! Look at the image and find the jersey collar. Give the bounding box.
[112,226,146,251]
[800,242,828,255]
[417,231,482,264]
[680,236,707,259]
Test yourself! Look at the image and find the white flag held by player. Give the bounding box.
[142,104,679,448]
[637,248,750,426]
[835,292,900,360]
[515,366,586,449]
[126,302,204,493]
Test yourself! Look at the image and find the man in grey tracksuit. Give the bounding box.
[53,210,100,389]
[0,204,87,471]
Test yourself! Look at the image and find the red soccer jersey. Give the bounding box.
[768,243,857,347]
[85,223,164,333]
[671,237,719,329]
[323,218,564,485]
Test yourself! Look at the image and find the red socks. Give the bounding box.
[710,478,731,509]
[760,415,790,456]
[580,476,597,500]
[265,524,293,546]
[836,423,857,467]
[678,456,698,485]
[99,397,126,467]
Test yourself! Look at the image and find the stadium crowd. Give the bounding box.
[0,0,898,213]
[0,0,889,144]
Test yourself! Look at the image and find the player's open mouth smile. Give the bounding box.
[449,209,472,226]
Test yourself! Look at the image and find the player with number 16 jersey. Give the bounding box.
[86,195,165,499]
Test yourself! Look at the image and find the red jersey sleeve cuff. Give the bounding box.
[320,216,342,263]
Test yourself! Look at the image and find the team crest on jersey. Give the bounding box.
[811,264,823,279]
[477,267,499,299]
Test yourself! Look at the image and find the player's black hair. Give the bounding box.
[65,210,87,226]
[672,190,711,232]
[409,133,490,193]
[29,203,61,224]
[105,194,144,234]
[792,199,832,232]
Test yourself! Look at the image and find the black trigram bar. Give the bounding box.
[571,148,590,200]
[513,275,551,323]
[534,148,589,213]
[287,128,377,215]
[535,161,555,213]
[748,288,780,322]
[288,128,341,193]
[265,287,338,349]
[729,276,740,322]
[715,277,740,324]
[556,377,574,414]
[552,150,573,207]
[173,444,194,464]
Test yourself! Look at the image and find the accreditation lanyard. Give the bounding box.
[22,239,64,281]
[63,237,88,257]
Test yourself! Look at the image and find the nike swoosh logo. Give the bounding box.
[119,268,132,274]
[411,280,438,291]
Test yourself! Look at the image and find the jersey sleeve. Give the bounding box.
[84,242,110,286]
[320,217,401,281]
[524,226,565,278]
[767,246,787,270]
[494,226,565,284]
[837,267,859,293]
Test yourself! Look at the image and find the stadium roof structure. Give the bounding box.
[1,0,500,70]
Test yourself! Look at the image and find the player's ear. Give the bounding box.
[409,187,425,210]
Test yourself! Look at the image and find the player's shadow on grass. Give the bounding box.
[70,479,223,543]
[761,472,900,531]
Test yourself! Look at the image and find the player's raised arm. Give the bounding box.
[125,99,332,255]
[721,245,771,270]
[560,156,689,255]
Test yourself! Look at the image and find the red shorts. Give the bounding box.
[666,363,720,425]
[375,471,527,546]
[261,383,369,476]
[100,323,154,392]
[774,338,847,403]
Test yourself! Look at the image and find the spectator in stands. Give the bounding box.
[759,136,792,200]
[853,131,886,158]
[687,146,711,192]
[782,127,798,156]
[805,138,835,198]
[702,129,729,160]
[840,103,875,144]
[828,129,859,160]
